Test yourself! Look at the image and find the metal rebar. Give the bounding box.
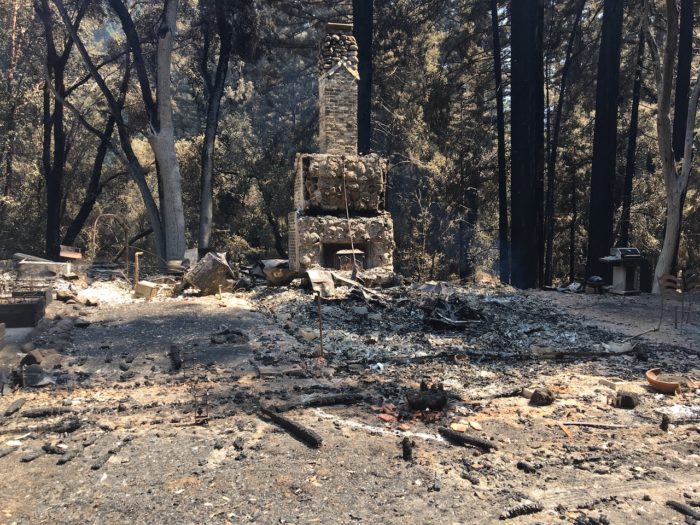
[316,292,324,358]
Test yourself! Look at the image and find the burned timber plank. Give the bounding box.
[499,500,544,520]
[3,398,26,417]
[666,501,700,521]
[261,405,323,449]
[274,392,364,413]
[0,416,81,436]
[438,426,497,451]
[21,407,72,418]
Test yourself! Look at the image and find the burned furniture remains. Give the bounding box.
[288,17,395,275]
[0,256,55,328]
[0,297,46,328]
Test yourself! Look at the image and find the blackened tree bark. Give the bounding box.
[568,158,577,283]
[198,0,234,252]
[490,0,509,284]
[353,0,373,154]
[53,0,167,264]
[510,0,544,289]
[535,0,545,288]
[669,0,693,269]
[672,0,693,162]
[35,0,87,260]
[585,0,624,279]
[198,0,259,252]
[618,24,645,248]
[544,0,585,285]
[0,0,21,227]
[63,61,131,247]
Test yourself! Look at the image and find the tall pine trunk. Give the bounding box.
[535,0,545,288]
[672,0,693,162]
[585,0,624,279]
[618,25,645,248]
[491,0,509,283]
[544,0,585,285]
[569,158,577,282]
[198,0,233,252]
[510,0,544,289]
[36,0,85,260]
[0,0,20,227]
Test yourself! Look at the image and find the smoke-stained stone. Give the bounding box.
[294,153,387,213]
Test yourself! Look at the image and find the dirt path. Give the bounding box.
[0,286,699,524]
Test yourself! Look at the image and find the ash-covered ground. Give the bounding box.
[0,277,699,524]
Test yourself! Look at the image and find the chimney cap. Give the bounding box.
[326,22,353,35]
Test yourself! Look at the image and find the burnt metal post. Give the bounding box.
[316,292,324,358]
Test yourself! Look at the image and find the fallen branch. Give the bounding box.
[261,405,323,449]
[3,398,26,417]
[22,407,72,418]
[56,449,80,465]
[0,446,17,458]
[274,393,365,413]
[666,500,700,520]
[0,417,81,436]
[438,426,497,451]
[500,500,543,520]
[560,421,626,429]
[621,327,659,343]
[557,422,573,438]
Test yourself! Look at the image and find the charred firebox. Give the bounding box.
[287,17,394,274]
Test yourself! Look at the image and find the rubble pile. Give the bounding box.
[256,282,630,366]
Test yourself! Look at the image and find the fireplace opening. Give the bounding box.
[321,243,368,270]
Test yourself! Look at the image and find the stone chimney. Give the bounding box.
[286,7,395,276]
[318,23,359,155]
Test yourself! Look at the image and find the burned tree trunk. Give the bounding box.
[63,61,131,247]
[544,0,585,285]
[510,0,544,289]
[198,0,234,251]
[535,0,545,288]
[52,0,168,264]
[672,0,693,162]
[569,159,577,283]
[36,0,87,260]
[585,0,624,279]
[62,116,114,248]
[490,0,509,284]
[618,24,645,248]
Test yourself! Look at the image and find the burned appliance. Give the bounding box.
[600,247,642,295]
[287,13,395,274]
